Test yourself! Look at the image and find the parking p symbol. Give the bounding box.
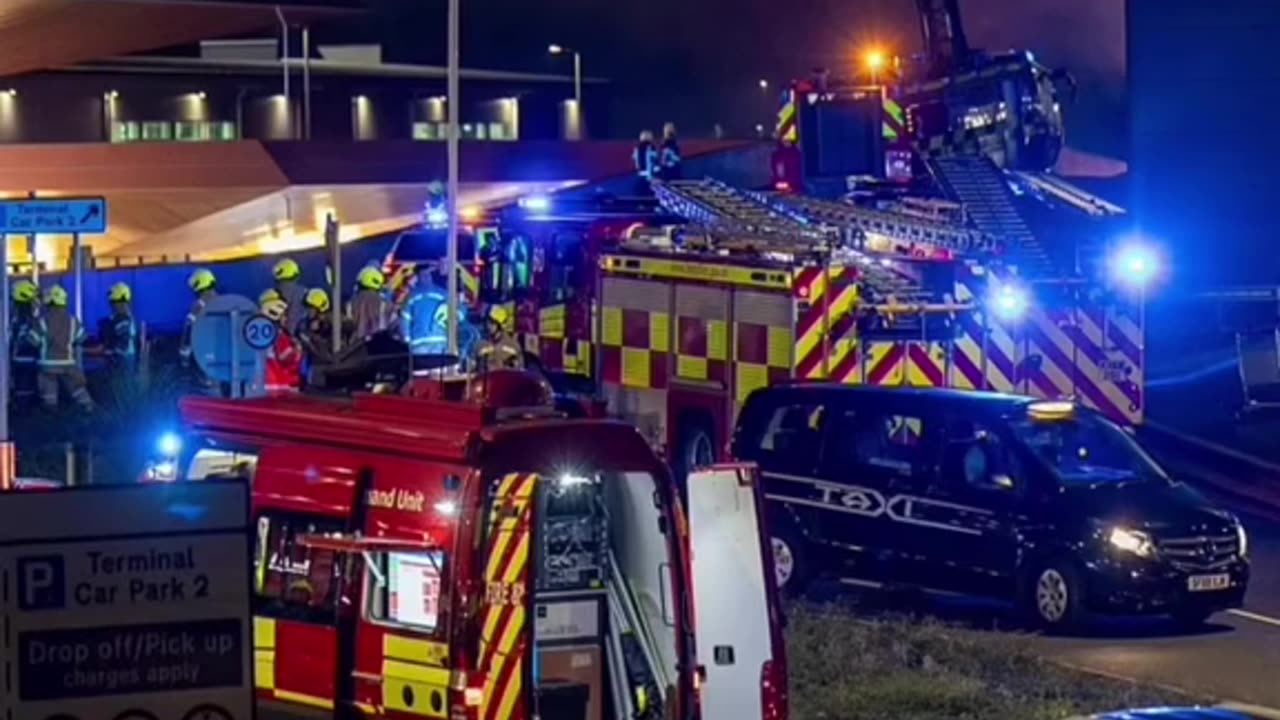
[17,556,65,611]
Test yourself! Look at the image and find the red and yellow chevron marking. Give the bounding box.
[479,472,537,720]
[864,342,905,386]
[777,90,798,143]
[905,342,947,387]
[794,266,858,380]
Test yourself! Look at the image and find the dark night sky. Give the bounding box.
[320,0,1126,156]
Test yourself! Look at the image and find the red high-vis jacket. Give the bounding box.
[264,331,302,393]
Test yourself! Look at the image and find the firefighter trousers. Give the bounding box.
[37,364,94,411]
[12,360,37,405]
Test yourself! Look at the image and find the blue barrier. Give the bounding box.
[31,234,398,337]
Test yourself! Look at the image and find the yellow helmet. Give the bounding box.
[188,268,216,293]
[305,288,331,313]
[489,304,512,330]
[260,297,288,322]
[12,279,37,304]
[258,288,282,305]
[44,284,68,307]
[108,282,132,303]
[357,266,386,290]
[272,258,301,281]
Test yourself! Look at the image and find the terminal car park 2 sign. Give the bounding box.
[0,197,107,234]
[0,482,252,720]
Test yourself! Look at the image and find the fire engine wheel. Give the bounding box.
[671,419,715,495]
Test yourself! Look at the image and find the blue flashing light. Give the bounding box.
[157,432,182,458]
[1112,243,1158,289]
[990,283,1029,321]
[425,207,448,226]
[520,194,551,213]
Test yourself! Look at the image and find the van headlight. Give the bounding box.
[1108,527,1155,558]
[1237,522,1249,559]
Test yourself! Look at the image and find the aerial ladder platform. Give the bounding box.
[654,179,935,304]
[759,191,1002,257]
[926,154,1058,277]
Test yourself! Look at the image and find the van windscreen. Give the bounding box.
[1010,411,1169,487]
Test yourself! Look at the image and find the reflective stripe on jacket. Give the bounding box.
[348,289,392,340]
[28,308,84,367]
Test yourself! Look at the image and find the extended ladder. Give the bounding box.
[761,192,1002,256]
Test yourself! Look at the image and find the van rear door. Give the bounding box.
[476,471,539,720]
[686,463,787,720]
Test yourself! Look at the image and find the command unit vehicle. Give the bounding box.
[174,369,786,720]
[732,384,1249,629]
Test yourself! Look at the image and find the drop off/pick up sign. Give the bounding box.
[0,482,252,720]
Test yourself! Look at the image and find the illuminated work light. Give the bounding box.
[520,195,551,213]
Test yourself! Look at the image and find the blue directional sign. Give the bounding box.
[0,197,107,234]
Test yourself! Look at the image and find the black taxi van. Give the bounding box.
[732,384,1250,628]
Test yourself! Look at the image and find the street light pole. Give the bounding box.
[573,51,582,107]
[445,0,460,356]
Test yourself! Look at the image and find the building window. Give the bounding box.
[110,121,140,144]
[412,122,440,141]
[141,121,172,141]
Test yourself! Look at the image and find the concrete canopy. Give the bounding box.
[0,0,356,77]
[0,139,759,266]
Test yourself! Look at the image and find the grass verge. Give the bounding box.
[788,604,1200,720]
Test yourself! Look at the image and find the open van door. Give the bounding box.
[476,472,539,720]
[686,463,788,720]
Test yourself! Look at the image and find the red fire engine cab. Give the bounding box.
[175,369,786,720]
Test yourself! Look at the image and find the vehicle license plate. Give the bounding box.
[1187,574,1230,592]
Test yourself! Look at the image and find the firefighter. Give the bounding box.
[103,282,139,376]
[348,266,393,343]
[271,257,307,334]
[475,305,523,371]
[181,268,217,365]
[260,293,302,394]
[632,129,659,194]
[28,285,93,412]
[659,122,683,181]
[399,262,449,356]
[298,288,338,369]
[10,279,40,407]
[424,180,447,224]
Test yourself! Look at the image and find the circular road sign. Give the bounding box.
[242,314,278,351]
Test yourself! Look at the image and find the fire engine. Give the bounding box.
[172,368,786,720]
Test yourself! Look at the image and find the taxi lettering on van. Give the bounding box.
[365,488,426,512]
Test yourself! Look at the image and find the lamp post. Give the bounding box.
[445,0,460,355]
[548,44,582,109]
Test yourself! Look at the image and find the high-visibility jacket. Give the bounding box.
[180,290,216,358]
[633,141,659,180]
[264,331,302,393]
[27,307,85,367]
[348,289,392,341]
[11,306,39,364]
[660,137,682,179]
[400,285,449,356]
[105,309,138,362]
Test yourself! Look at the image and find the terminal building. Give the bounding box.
[0,0,757,269]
